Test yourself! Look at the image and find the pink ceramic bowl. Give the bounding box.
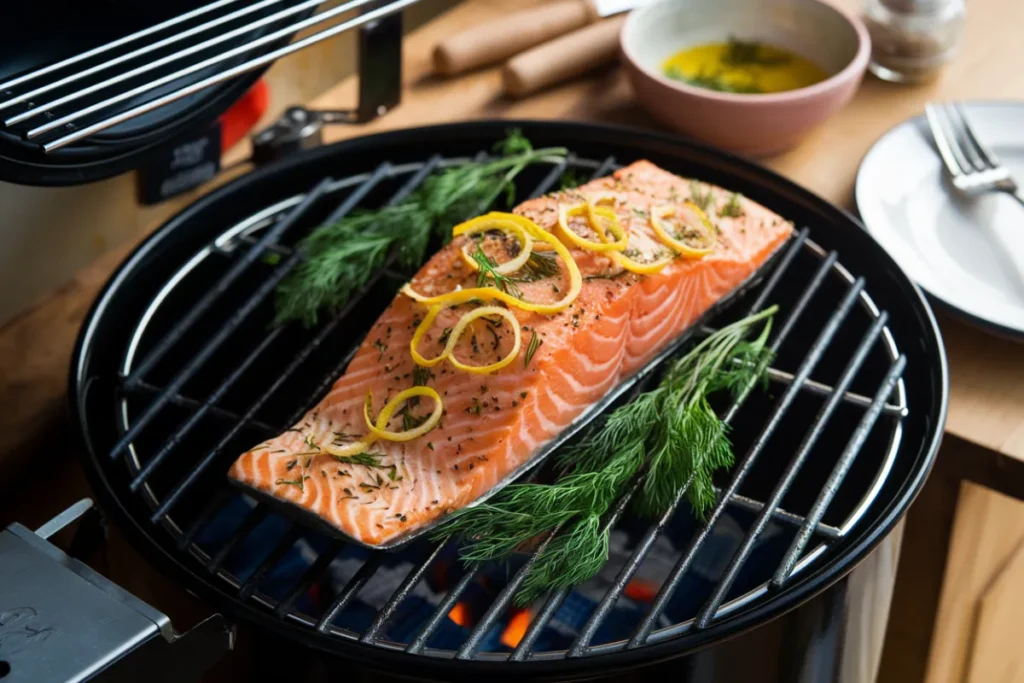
[620,0,871,157]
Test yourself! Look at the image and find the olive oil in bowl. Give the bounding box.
[663,39,828,94]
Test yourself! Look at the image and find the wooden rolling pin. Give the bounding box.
[502,16,626,97]
[433,0,601,75]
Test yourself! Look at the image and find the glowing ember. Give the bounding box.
[624,579,658,603]
[500,609,530,649]
[448,602,470,628]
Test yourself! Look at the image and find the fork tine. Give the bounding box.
[945,103,989,172]
[953,102,1003,171]
[925,102,966,178]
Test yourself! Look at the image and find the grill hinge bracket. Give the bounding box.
[251,8,403,165]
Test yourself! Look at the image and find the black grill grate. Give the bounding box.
[84,141,915,667]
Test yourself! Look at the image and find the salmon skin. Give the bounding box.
[229,161,794,549]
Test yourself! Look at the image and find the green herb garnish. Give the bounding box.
[689,180,714,212]
[275,477,305,491]
[719,192,745,218]
[413,366,433,386]
[559,168,587,191]
[471,247,524,299]
[401,408,429,431]
[435,306,777,604]
[524,330,543,368]
[518,249,561,281]
[722,37,790,67]
[332,453,383,467]
[665,65,763,94]
[274,131,567,327]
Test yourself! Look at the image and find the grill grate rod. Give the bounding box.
[35,0,419,152]
[111,177,331,461]
[772,354,908,588]
[1,0,292,122]
[131,380,281,435]
[118,175,332,396]
[454,528,566,660]
[456,477,644,660]
[238,524,303,600]
[207,505,270,573]
[124,160,390,391]
[358,544,446,640]
[129,325,282,491]
[712,492,841,539]
[314,553,387,631]
[148,160,429,523]
[692,305,884,629]
[629,270,867,647]
[0,0,243,92]
[565,487,686,658]
[178,488,234,551]
[274,540,345,618]
[763,367,905,416]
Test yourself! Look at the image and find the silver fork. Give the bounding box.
[925,100,1024,291]
[925,101,1024,206]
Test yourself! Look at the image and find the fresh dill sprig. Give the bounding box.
[689,180,715,211]
[434,306,777,604]
[273,131,567,327]
[559,168,587,191]
[471,247,524,299]
[719,192,745,218]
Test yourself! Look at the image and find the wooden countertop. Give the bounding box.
[2,0,1023,496]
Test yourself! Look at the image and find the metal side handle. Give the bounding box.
[0,500,233,683]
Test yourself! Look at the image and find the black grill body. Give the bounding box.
[70,121,946,681]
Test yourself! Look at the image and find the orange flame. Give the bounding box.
[448,602,470,628]
[500,609,531,649]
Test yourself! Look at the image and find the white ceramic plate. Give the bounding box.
[856,100,1024,339]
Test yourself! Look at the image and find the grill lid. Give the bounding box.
[70,121,946,679]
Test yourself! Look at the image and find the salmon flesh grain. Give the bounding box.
[229,161,794,548]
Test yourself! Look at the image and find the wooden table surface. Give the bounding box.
[1,0,1023,497]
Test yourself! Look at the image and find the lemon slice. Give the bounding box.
[403,214,581,315]
[410,304,522,374]
[363,387,444,442]
[649,200,716,258]
[557,202,628,253]
[456,214,535,275]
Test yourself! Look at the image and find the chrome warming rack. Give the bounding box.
[0,0,414,153]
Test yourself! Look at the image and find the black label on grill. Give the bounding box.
[137,123,222,205]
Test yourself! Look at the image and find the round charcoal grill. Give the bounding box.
[71,121,946,681]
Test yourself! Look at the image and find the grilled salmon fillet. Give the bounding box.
[229,161,793,547]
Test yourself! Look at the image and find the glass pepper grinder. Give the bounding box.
[863,0,966,83]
